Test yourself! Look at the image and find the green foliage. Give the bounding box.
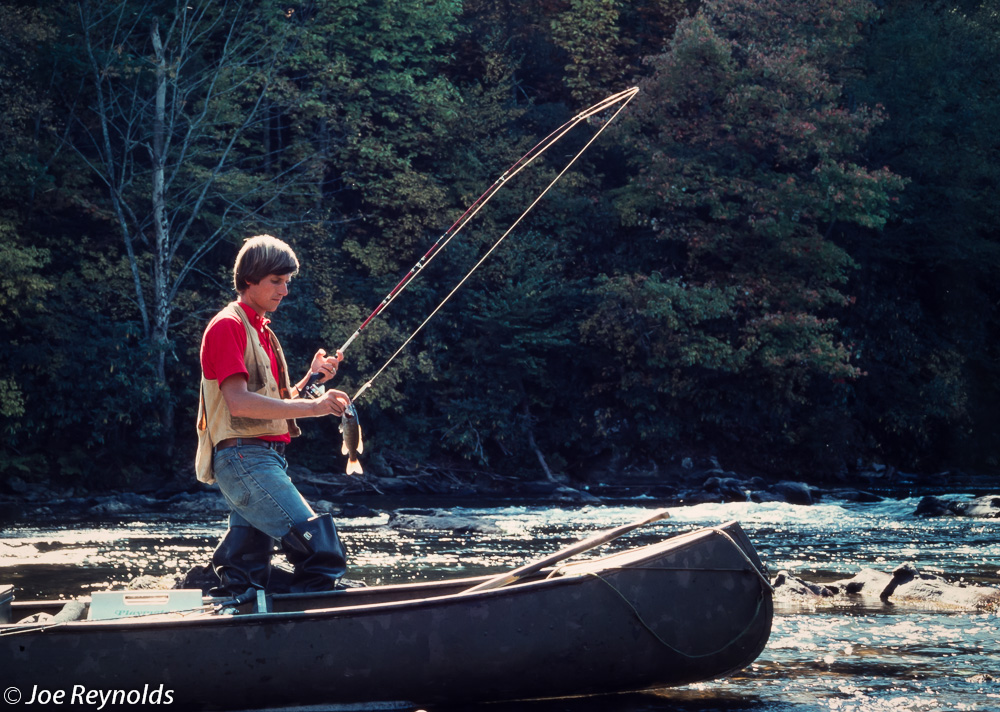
[0,5,59,450]
[602,0,906,468]
[1,0,997,486]
[458,0,688,104]
[0,228,50,422]
[550,0,627,104]
[278,0,465,273]
[843,0,1000,470]
[431,233,587,471]
[0,225,51,319]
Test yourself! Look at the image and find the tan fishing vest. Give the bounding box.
[195,302,300,484]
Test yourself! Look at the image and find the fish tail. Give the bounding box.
[346,457,363,476]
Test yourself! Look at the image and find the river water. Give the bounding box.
[2,495,998,711]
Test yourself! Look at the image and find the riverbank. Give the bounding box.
[0,455,995,524]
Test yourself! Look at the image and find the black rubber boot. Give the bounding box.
[210,526,274,598]
[280,513,348,593]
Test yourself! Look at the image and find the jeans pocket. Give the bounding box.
[214,450,253,508]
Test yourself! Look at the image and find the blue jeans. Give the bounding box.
[213,445,315,539]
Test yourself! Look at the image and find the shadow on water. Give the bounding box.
[242,690,798,712]
[234,691,798,712]
[428,690,794,712]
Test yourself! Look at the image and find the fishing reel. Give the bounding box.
[299,372,326,399]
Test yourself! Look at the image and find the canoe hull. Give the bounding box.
[2,521,771,709]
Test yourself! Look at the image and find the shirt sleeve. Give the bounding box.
[201,316,249,385]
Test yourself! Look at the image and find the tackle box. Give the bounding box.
[88,589,204,621]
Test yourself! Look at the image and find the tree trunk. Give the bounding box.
[150,19,175,457]
[516,378,558,482]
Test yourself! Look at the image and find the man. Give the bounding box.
[196,234,351,597]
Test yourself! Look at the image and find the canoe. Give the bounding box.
[1,520,772,710]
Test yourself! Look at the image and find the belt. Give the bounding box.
[214,437,287,456]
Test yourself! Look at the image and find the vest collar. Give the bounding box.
[237,300,270,334]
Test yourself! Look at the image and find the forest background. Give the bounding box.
[1,0,997,491]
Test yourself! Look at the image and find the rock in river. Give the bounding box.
[387,510,502,535]
[772,563,1000,611]
[915,495,1000,518]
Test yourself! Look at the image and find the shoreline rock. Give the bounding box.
[0,459,993,525]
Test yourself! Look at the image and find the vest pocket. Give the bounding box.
[247,361,269,393]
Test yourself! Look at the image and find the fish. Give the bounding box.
[340,402,364,475]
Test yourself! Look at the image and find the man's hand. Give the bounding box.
[311,388,351,418]
[310,349,343,384]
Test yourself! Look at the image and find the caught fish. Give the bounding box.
[340,402,364,475]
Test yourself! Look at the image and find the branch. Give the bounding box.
[77,0,151,337]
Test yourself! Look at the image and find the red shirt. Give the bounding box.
[200,301,292,444]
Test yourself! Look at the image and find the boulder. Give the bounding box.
[89,499,139,516]
[772,481,814,505]
[771,570,839,598]
[957,495,1000,518]
[312,501,379,518]
[772,562,1000,611]
[967,674,996,684]
[914,495,956,517]
[550,485,603,504]
[387,510,502,535]
[915,495,1000,518]
[3,476,29,495]
[166,491,229,515]
[750,490,787,504]
[823,488,883,503]
[703,476,750,502]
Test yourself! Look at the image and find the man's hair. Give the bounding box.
[233,235,299,292]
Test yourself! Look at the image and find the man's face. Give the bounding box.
[243,273,292,314]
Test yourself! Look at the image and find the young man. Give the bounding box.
[196,234,351,596]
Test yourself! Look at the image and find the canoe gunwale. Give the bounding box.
[3,520,768,634]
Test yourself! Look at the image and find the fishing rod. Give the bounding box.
[304,86,640,402]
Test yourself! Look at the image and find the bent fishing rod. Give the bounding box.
[304,86,640,402]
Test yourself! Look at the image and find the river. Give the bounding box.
[1,495,998,711]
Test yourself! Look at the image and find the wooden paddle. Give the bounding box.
[459,508,671,595]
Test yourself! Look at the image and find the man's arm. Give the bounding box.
[220,374,350,419]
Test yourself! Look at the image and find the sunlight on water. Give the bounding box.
[665,500,851,526]
[2,496,999,711]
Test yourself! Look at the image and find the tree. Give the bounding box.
[549,0,627,104]
[0,4,56,444]
[592,0,905,470]
[66,0,315,451]
[847,0,1000,470]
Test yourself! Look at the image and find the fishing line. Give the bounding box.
[350,86,640,403]
[334,87,638,361]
